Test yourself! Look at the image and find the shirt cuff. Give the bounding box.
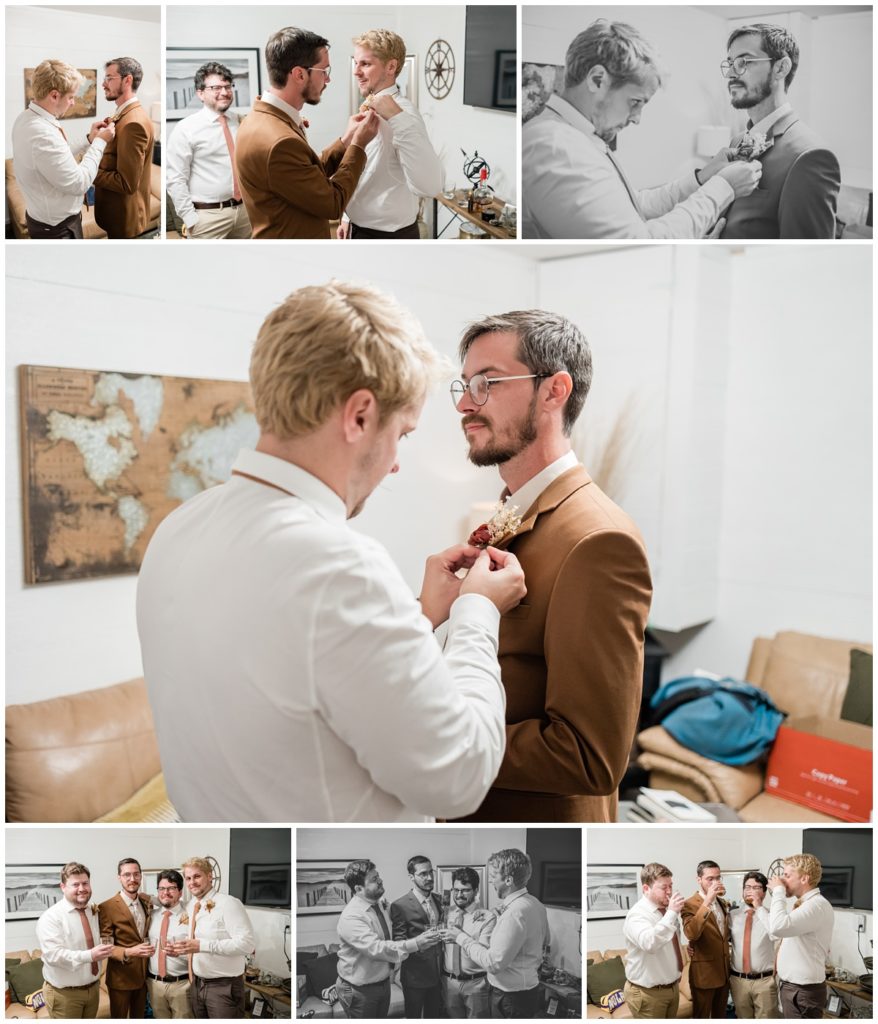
[90,137,107,154]
[183,210,200,229]
[402,938,419,954]
[447,592,501,636]
[699,173,735,208]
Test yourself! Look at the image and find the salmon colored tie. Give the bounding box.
[188,901,202,983]
[218,114,242,201]
[656,908,684,972]
[76,909,99,976]
[743,909,753,974]
[158,910,171,976]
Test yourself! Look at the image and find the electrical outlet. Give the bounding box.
[857,915,866,932]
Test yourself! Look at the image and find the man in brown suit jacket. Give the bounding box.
[681,860,732,1018]
[91,57,154,238]
[451,310,652,823]
[235,27,378,238]
[98,857,154,1018]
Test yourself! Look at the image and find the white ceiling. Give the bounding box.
[41,4,159,22]
[693,5,867,18]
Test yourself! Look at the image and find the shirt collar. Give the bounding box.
[749,101,792,137]
[120,891,143,905]
[375,84,400,98]
[114,97,139,116]
[507,451,579,517]
[28,100,61,127]
[231,449,347,525]
[199,104,237,125]
[412,887,434,905]
[261,90,304,128]
[544,94,605,149]
[500,887,528,911]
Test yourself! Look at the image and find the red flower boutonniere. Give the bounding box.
[206,900,215,913]
[468,502,522,548]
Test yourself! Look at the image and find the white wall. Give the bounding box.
[5,244,536,704]
[5,826,291,978]
[296,827,582,973]
[585,826,872,976]
[166,5,517,209]
[5,5,161,157]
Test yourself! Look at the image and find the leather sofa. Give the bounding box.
[5,158,160,238]
[586,948,693,1019]
[5,948,111,1019]
[636,631,872,822]
[5,679,177,823]
[297,944,405,1019]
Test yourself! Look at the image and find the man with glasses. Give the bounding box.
[623,864,685,1018]
[391,856,445,1018]
[166,61,252,239]
[235,26,379,237]
[98,857,154,1018]
[442,867,496,1018]
[146,869,192,1018]
[720,24,840,238]
[681,860,731,1018]
[90,57,154,238]
[728,872,778,1019]
[449,310,652,823]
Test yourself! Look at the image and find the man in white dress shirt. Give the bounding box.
[442,867,495,1018]
[12,59,115,238]
[146,869,192,1018]
[137,281,525,823]
[166,61,252,239]
[728,871,778,1019]
[444,849,548,1018]
[165,857,254,1019]
[35,862,114,1018]
[522,20,761,239]
[767,854,834,1019]
[340,29,442,239]
[336,860,441,1018]
[622,863,685,1018]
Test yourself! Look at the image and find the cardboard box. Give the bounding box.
[765,716,872,822]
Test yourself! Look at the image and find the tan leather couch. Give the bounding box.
[6,679,176,823]
[636,631,872,822]
[5,949,111,1019]
[586,948,692,1019]
[6,158,160,238]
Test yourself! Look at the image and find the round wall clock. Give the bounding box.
[425,39,455,99]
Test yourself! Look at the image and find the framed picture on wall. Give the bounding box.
[166,47,261,121]
[244,863,292,909]
[24,68,97,118]
[436,864,496,911]
[720,869,761,907]
[586,863,642,919]
[350,54,417,114]
[297,859,359,916]
[493,50,516,108]
[6,864,64,921]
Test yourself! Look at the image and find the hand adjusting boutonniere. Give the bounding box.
[206,900,215,913]
[733,131,773,161]
[468,502,523,548]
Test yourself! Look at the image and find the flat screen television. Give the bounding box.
[463,6,516,111]
[229,828,292,910]
[802,827,872,910]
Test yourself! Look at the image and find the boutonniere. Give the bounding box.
[733,131,773,161]
[495,904,506,916]
[468,502,522,548]
[302,119,310,129]
[471,909,487,922]
[379,898,389,912]
[206,900,215,913]
[179,913,189,925]
[90,904,99,915]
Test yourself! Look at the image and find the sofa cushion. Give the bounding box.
[303,952,339,998]
[585,950,605,965]
[840,649,872,726]
[7,956,44,1004]
[586,956,626,1005]
[95,772,179,823]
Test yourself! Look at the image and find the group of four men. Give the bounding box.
[335,849,549,1019]
[35,856,254,1019]
[622,853,835,1019]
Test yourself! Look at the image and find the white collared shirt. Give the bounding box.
[445,903,496,974]
[730,905,776,974]
[119,890,147,937]
[345,85,442,231]
[623,896,683,987]
[36,899,101,989]
[456,889,547,992]
[337,894,418,985]
[190,892,254,979]
[166,105,244,227]
[11,101,106,225]
[112,97,139,119]
[769,888,834,985]
[412,887,439,925]
[523,93,734,239]
[137,448,506,823]
[259,90,305,129]
[148,902,189,977]
[506,451,580,520]
[748,101,793,139]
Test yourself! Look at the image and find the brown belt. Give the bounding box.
[45,979,99,991]
[630,979,679,991]
[193,198,243,209]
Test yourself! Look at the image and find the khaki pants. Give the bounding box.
[443,973,490,1017]
[623,980,680,1019]
[147,976,193,1018]
[44,980,100,1018]
[729,973,778,1018]
[188,204,251,239]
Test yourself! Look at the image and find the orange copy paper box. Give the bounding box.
[765,716,872,822]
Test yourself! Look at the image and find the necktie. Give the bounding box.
[76,909,99,976]
[743,909,754,974]
[445,910,463,974]
[158,910,171,976]
[188,901,201,983]
[606,148,646,220]
[424,897,438,927]
[218,114,242,201]
[369,903,390,940]
[657,908,684,973]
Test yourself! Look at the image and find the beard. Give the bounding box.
[465,397,538,467]
[729,76,772,109]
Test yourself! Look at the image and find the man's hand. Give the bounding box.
[703,879,723,906]
[668,891,685,914]
[370,94,403,120]
[336,220,352,240]
[88,118,111,143]
[351,110,379,149]
[767,875,785,894]
[416,929,443,950]
[341,111,371,147]
[748,890,765,910]
[698,147,734,182]
[419,544,482,628]
[440,925,463,942]
[96,121,116,144]
[166,937,200,955]
[126,942,155,958]
[91,943,114,962]
[716,160,762,199]
[459,547,526,615]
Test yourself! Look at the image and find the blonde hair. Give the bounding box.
[250,280,442,440]
[641,862,672,886]
[182,857,213,876]
[784,854,822,886]
[352,29,406,74]
[488,849,532,889]
[31,59,82,100]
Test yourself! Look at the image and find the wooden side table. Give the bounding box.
[432,191,516,239]
[246,978,292,1018]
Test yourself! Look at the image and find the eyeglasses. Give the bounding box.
[720,56,776,78]
[102,75,122,83]
[450,373,549,408]
[157,886,180,893]
[307,65,331,78]
[202,84,234,93]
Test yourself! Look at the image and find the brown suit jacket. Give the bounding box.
[455,465,652,823]
[681,893,731,989]
[94,100,155,238]
[235,98,366,239]
[98,892,151,991]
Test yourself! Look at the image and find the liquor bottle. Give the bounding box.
[473,167,492,217]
